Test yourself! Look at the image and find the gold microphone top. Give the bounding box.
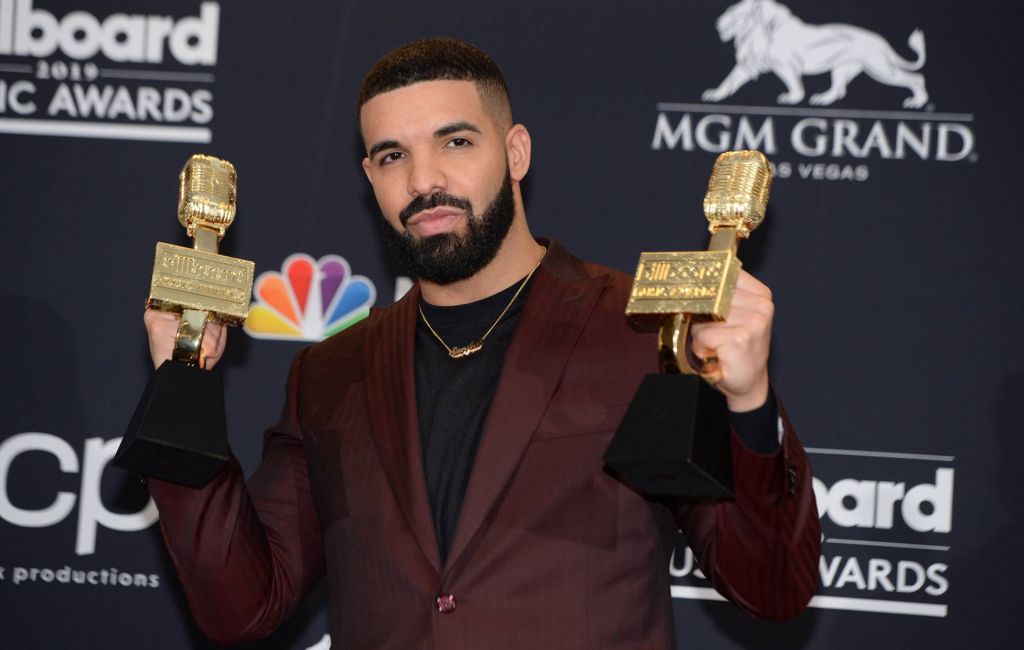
[702,150,772,238]
[177,154,237,238]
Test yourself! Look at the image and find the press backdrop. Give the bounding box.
[2,1,1022,648]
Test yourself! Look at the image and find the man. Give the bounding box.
[144,38,820,648]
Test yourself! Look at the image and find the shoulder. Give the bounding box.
[536,242,659,379]
[299,290,411,375]
[541,238,633,291]
[542,240,649,336]
[567,248,636,308]
[583,259,632,292]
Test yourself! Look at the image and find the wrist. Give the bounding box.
[725,374,771,412]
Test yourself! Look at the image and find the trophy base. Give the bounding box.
[604,374,734,498]
[115,360,230,488]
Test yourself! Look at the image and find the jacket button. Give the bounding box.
[436,593,457,614]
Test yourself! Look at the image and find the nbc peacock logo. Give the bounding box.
[244,253,376,341]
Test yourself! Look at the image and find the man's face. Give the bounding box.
[360,80,516,285]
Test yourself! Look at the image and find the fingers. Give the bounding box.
[687,270,774,410]
[734,268,772,300]
[690,301,773,347]
[144,309,180,369]
[144,309,227,370]
[200,323,227,369]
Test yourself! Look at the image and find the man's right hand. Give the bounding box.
[144,309,227,370]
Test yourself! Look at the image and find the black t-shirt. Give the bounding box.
[415,278,532,566]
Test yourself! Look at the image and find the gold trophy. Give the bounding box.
[149,155,254,364]
[604,150,772,497]
[116,154,255,487]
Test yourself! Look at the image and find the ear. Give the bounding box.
[505,124,531,182]
[361,156,372,182]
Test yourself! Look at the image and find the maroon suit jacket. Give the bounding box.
[149,241,820,648]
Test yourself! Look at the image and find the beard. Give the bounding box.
[379,169,515,286]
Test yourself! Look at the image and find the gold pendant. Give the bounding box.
[448,341,484,358]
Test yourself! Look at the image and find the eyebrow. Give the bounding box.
[434,121,481,138]
[368,139,400,159]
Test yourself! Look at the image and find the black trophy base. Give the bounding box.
[115,360,229,488]
[604,374,734,498]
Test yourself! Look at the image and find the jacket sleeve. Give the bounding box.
[671,397,821,619]
[146,348,325,644]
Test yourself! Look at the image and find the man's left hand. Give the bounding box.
[688,269,773,412]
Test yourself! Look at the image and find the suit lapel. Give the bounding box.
[364,285,442,574]
[444,243,608,573]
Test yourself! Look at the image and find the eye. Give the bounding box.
[379,151,405,166]
[446,137,472,149]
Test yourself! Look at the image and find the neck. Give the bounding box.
[419,215,545,306]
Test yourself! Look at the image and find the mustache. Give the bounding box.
[399,192,473,227]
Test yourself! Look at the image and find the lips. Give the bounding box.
[406,207,465,236]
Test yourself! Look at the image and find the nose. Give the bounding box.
[407,152,446,198]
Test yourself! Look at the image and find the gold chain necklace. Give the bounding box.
[418,259,542,359]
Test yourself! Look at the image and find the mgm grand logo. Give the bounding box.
[652,0,976,181]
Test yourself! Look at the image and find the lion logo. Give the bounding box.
[702,0,929,108]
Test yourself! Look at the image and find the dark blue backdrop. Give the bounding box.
[2,1,1021,647]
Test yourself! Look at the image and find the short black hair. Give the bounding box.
[357,37,512,128]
